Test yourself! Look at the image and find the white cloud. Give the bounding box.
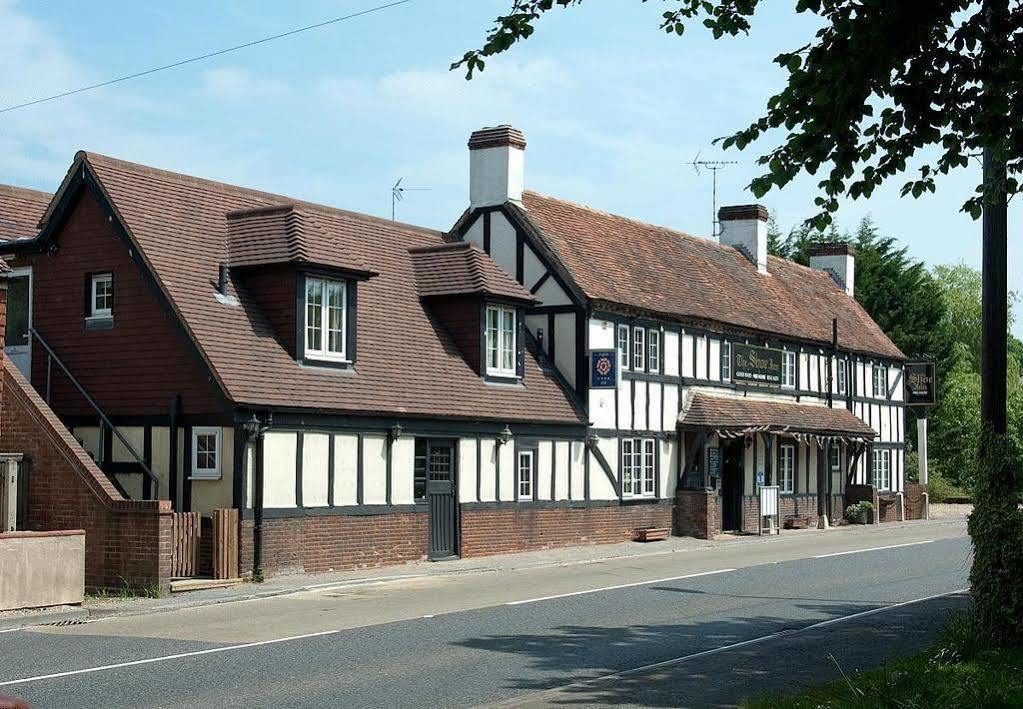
[200,67,291,101]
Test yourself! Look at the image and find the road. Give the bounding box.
[0,520,970,708]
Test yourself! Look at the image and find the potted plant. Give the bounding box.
[843,501,875,525]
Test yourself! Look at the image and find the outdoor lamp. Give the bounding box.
[390,422,404,441]
[497,425,513,446]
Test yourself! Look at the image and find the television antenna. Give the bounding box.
[391,177,431,221]
[691,153,739,239]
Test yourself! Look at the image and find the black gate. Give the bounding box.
[427,441,458,560]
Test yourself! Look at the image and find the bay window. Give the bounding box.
[486,305,517,377]
[305,277,347,361]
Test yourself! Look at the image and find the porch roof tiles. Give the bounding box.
[679,393,876,438]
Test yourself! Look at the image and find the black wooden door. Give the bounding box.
[720,442,744,531]
[427,441,458,560]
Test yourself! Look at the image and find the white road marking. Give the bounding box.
[813,540,934,559]
[487,587,971,707]
[504,568,737,606]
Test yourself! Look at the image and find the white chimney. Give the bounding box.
[808,242,856,296]
[468,125,526,209]
[718,205,769,274]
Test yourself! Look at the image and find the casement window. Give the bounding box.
[621,438,656,497]
[485,305,517,377]
[632,327,646,371]
[617,324,630,371]
[89,273,113,319]
[517,450,535,500]
[779,444,795,493]
[837,359,847,395]
[191,427,221,480]
[782,350,797,389]
[872,365,887,398]
[305,277,347,361]
[413,439,428,501]
[647,329,660,373]
[721,341,732,382]
[872,449,892,490]
[830,445,842,474]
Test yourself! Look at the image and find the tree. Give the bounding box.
[460,0,1021,644]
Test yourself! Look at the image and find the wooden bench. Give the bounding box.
[633,527,670,542]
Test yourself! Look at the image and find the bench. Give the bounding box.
[633,527,670,542]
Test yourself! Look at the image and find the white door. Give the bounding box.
[5,267,32,378]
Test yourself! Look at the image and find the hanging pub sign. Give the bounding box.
[732,343,784,387]
[589,349,618,389]
[905,361,937,407]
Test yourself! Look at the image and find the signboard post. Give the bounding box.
[589,349,618,390]
[905,362,937,487]
[731,344,784,387]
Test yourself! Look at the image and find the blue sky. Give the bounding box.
[2,0,1020,338]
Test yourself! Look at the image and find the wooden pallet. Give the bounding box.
[634,527,670,542]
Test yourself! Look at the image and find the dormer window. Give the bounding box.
[304,276,347,362]
[485,304,517,377]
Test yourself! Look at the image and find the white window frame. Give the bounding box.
[872,449,891,491]
[304,277,347,362]
[647,329,660,373]
[782,350,796,389]
[837,358,847,395]
[517,450,534,501]
[779,443,795,493]
[617,324,630,371]
[830,445,842,474]
[872,364,887,399]
[485,305,517,377]
[622,438,656,498]
[191,427,221,480]
[89,273,113,319]
[721,341,732,382]
[632,327,646,371]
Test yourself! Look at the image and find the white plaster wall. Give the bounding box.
[362,435,388,504]
[633,381,648,431]
[660,439,677,499]
[682,333,694,378]
[536,441,553,501]
[554,441,571,501]
[489,212,517,276]
[535,276,571,307]
[662,384,679,432]
[391,438,415,504]
[555,312,577,388]
[464,215,484,248]
[695,336,708,379]
[333,434,359,506]
[303,433,330,507]
[709,339,721,381]
[522,244,545,288]
[151,426,172,502]
[525,314,547,352]
[498,440,515,501]
[263,431,297,508]
[799,353,810,391]
[479,439,497,502]
[191,427,234,514]
[458,438,478,504]
[618,380,632,430]
[590,388,616,429]
[588,317,615,349]
[245,442,255,509]
[570,442,586,500]
[111,426,145,463]
[649,383,663,432]
[470,146,524,208]
[589,438,619,500]
[664,330,679,376]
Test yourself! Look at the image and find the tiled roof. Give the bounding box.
[0,184,50,242]
[410,242,534,302]
[679,393,876,438]
[515,192,903,360]
[45,152,583,425]
[227,204,375,275]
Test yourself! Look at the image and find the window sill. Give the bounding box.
[189,473,221,482]
[483,373,522,386]
[299,357,355,372]
[84,316,114,331]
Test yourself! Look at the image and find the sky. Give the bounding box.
[1,0,1020,339]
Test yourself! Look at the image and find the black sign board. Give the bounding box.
[905,361,937,407]
[707,447,721,478]
[732,343,784,387]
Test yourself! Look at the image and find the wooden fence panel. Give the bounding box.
[212,508,239,580]
[170,511,201,578]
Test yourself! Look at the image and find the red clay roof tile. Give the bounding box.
[680,392,876,438]
[0,184,49,242]
[410,241,534,302]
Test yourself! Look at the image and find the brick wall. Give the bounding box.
[905,483,928,520]
[460,502,672,557]
[673,489,719,539]
[1,358,172,592]
[239,511,429,576]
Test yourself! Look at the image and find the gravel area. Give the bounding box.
[929,502,973,519]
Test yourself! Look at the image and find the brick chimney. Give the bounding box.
[468,125,526,209]
[718,205,769,274]
[808,242,856,296]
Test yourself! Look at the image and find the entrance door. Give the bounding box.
[720,441,744,531]
[426,440,458,560]
[4,269,32,378]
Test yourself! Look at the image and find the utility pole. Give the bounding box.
[691,154,739,239]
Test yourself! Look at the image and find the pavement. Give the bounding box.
[0,517,971,708]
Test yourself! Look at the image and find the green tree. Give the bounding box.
[461,0,1022,644]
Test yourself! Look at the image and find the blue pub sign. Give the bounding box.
[589,349,618,389]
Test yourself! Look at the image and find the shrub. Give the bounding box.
[928,469,969,503]
[844,501,874,525]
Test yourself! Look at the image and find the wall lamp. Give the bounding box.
[389,422,404,441]
[497,425,513,446]
[243,413,272,441]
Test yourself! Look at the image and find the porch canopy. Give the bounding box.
[678,393,876,445]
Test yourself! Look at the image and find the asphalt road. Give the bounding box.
[0,521,971,708]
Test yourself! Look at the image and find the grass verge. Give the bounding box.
[745,613,1023,708]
